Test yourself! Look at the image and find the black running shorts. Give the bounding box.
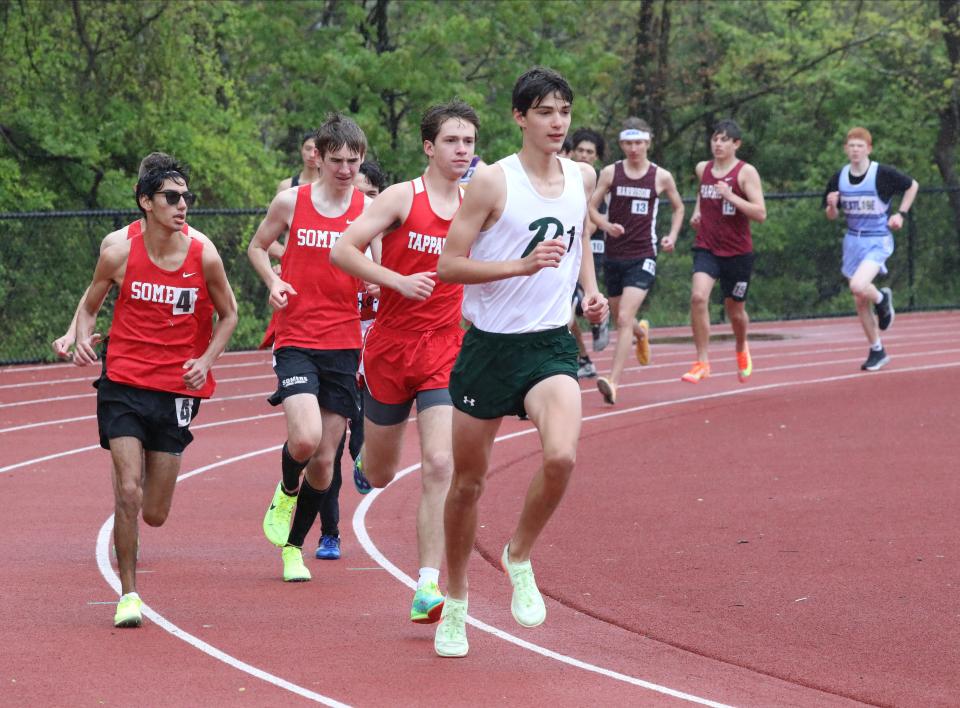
[96,377,201,454]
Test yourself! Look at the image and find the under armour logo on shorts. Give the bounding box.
[462,396,476,407]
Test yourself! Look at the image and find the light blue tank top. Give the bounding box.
[839,162,890,236]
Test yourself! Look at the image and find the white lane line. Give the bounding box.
[0,412,284,472]
[3,356,954,702]
[0,348,271,375]
[603,346,960,394]
[94,449,350,707]
[353,358,960,705]
[0,362,274,391]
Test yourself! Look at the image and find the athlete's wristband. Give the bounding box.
[898,210,909,217]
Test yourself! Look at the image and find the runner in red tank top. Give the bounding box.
[683,119,766,385]
[72,161,238,628]
[53,152,208,360]
[588,117,684,405]
[248,113,370,583]
[331,100,480,624]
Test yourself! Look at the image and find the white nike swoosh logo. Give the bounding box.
[182,272,196,278]
[346,219,354,225]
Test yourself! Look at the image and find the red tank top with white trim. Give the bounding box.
[107,234,216,398]
[694,160,753,256]
[275,184,363,350]
[376,177,463,331]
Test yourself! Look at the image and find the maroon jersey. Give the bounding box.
[694,160,752,256]
[107,235,215,398]
[376,176,463,331]
[275,183,363,350]
[606,161,659,260]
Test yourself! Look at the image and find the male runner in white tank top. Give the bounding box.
[433,67,608,658]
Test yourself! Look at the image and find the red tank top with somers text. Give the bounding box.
[694,160,752,256]
[275,184,363,350]
[376,177,463,331]
[107,235,216,398]
[606,161,659,260]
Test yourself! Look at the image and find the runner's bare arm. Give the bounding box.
[74,243,128,366]
[247,190,298,309]
[658,169,685,252]
[331,183,435,300]
[588,165,622,236]
[577,163,608,324]
[182,244,239,390]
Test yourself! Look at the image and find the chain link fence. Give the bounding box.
[1,189,957,364]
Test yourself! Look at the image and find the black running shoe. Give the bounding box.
[876,287,894,331]
[861,348,890,371]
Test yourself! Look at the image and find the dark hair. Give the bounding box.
[560,136,573,154]
[358,160,388,193]
[512,66,574,115]
[621,117,652,136]
[314,112,367,159]
[571,127,605,161]
[420,99,480,144]
[137,152,178,180]
[300,131,316,146]
[135,162,190,216]
[712,119,742,141]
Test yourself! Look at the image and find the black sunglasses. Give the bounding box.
[156,189,197,207]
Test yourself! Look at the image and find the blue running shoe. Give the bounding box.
[315,535,341,560]
[353,453,372,495]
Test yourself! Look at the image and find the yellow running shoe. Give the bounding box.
[281,546,311,582]
[681,361,710,384]
[635,319,651,366]
[114,592,142,628]
[596,376,617,405]
[263,482,297,547]
[501,544,546,628]
[737,348,753,383]
[434,596,469,657]
[410,581,445,624]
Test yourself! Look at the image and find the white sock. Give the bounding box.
[417,567,440,589]
[875,290,884,305]
[871,340,883,352]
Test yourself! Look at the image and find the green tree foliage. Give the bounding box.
[1,0,957,362]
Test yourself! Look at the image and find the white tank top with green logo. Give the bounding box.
[462,153,585,333]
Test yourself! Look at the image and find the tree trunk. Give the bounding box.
[935,0,960,250]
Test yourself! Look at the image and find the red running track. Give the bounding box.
[1,311,958,706]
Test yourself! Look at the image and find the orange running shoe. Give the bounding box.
[681,361,710,383]
[737,348,753,383]
[635,319,651,366]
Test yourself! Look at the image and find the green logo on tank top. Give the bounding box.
[521,217,577,258]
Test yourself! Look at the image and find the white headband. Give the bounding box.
[620,129,650,141]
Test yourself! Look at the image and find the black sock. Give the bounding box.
[287,478,327,548]
[319,432,345,538]
[281,442,308,495]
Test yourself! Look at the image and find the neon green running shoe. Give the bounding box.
[434,596,468,657]
[501,543,546,628]
[114,592,142,628]
[263,482,297,547]
[281,545,311,582]
[410,581,445,624]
